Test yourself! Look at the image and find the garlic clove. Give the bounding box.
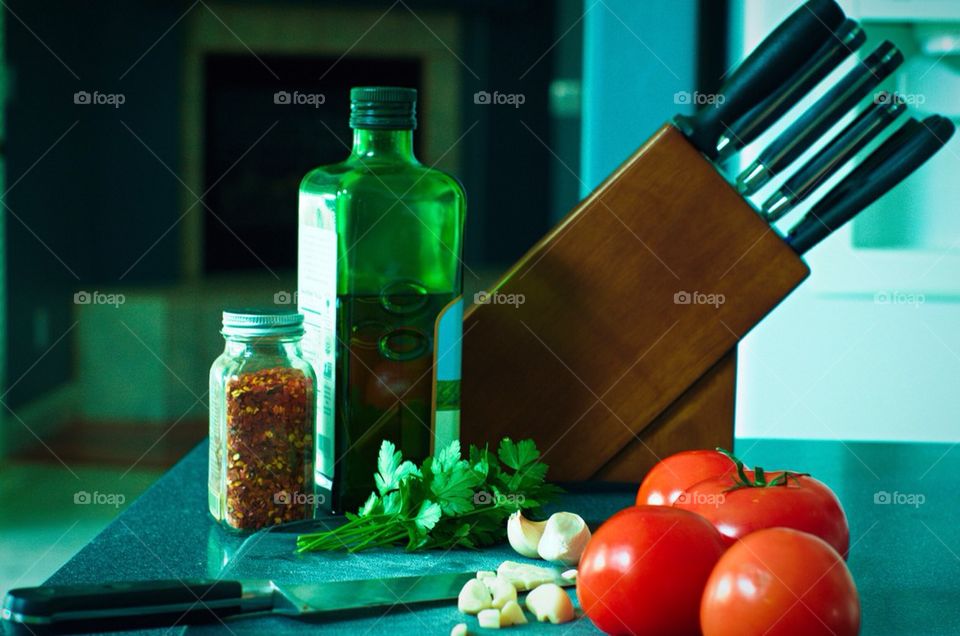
[499,600,528,626]
[450,623,469,636]
[457,578,493,615]
[476,570,496,581]
[506,511,547,558]
[482,575,517,609]
[477,608,501,629]
[525,583,575,624]
[536,512,591,565]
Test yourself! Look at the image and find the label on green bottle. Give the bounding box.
[433,296,463,451]
[298,223,337,493]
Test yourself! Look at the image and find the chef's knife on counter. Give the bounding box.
[786,115,955,254]
[677,0,846,160]
[715,19,865,162]
[737,40,904,195]
[761,92,906,222]
[1,569,575,634]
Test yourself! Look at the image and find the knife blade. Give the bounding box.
[761,92,906,222]
[786,115,955,254]
[2,569,576,634]
[716,19,865,161]
[677,0,845,160]
[737,40,904,195]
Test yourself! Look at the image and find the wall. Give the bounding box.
[580,0,698,193]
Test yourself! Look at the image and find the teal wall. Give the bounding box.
[581,0,698,193]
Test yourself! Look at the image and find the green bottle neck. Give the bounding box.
[350,128,416,163]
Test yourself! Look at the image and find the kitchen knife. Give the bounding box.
[678,0,845,160]
[761,92,906,222]
[786,115,955,254]
[737,40,904,195]
[716,19,865,161]
[1,569,575,634]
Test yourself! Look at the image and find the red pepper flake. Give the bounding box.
[221,367,313,530]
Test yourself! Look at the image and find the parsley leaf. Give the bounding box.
[295,437,561,554]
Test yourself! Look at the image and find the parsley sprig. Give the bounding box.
[295,438,562,553]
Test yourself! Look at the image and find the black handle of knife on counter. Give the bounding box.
[786,115,955,254]
[678,0,845,160]
[762,92,906,222]
[2,579,253,634]
[737,40,904,195]
[716,19,865,161]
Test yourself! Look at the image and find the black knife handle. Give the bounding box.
[787,115,955,254]
[762,93,906,220]
[681,0,845,159]
[740,40,903,195]
[773,41,903,167]
[718,18,865,160]
[2,580,247,634]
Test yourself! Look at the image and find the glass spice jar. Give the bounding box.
[208,309,317,531]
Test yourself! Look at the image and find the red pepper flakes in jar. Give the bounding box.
[209,310,317,531]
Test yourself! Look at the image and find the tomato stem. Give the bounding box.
[715,448,808,491]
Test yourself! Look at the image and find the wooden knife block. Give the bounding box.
[460,124,809,482]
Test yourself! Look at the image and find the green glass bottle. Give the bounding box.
[298,87,466,512]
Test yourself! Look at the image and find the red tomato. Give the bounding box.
[674,469,849,557]
[636,450,737,506]
[701,527,860,636]
[578,506,726,635]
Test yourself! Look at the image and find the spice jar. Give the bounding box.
[208,309,316,531]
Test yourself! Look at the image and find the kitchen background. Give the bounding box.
[0,0,957,600]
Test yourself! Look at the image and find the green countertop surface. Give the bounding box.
[44,438,960,634]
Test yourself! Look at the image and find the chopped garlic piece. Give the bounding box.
[499,600,528,626]
[482,575,517,609]
[450,623,468,636]
[477,608,501,629]
[496,560,562,591]
[525,583,575,624]
[458,578,492,615]
[562,568,578,581]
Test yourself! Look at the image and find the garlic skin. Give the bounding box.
[457,578,493,615]
[525,583,575,624]
[537,512,591,565]
[506,511,546,558]
[499,600,528,626]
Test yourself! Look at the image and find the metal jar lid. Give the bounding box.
[221,309,304,338]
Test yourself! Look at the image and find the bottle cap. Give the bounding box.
[350,86,417,130]
[222,308,305,338]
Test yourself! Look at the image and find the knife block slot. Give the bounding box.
[461,124,809,482]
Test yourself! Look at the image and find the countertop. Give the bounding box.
[44,439,960,634]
